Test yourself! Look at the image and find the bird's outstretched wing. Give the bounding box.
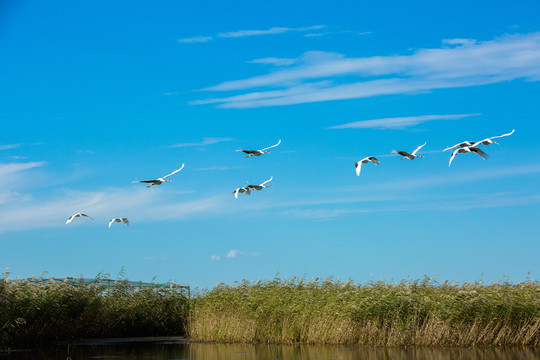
[163,164,185,179]
[108,219,116,228]
[122,218,130,225]
[470,147,489,160]
[66,214,77,224]
[259,177,273,187]
[472,130,515,147]
[491,129,515,140]
[411,142,427,156]
[233,188,241,198]
[392,150,408,157]
[355,161,362,176]
[444,141,472,151]
[369,156,380,165]
[261,139,281,152]
[66,213,93,224]
[449,149,460,167]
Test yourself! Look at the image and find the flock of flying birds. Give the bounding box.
[355,129,515,174]
[65,130,514,227]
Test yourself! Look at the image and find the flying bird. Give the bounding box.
[109,218,130,228]
[444,130,515,151]
[132,164,184,188]
[236,140,281,158]
[232,186,252,198]
[443,141,476,152]
[247,177,273,191]
[449,146,489,167]
[392,142,426,160]
[66,213,93,225]
[472,129,515,147]
[355,157,380,176]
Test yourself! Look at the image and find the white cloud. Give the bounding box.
[167,137,234,148]
[195,32,540,108]
[226,250,260,259]
[249,57,297,66]
[226,250,239,258]
[178,36,213,43]
[303,30,370,38]
[329,113,480,130]
[0,161,45,179]
[0,187,228,233]
[442,38,477,46]
[210,255,221,261]
[179,25,325,44]
[217,25,325,38]
[0,144,22,151]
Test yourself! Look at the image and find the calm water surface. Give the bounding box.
[1,338,538,360]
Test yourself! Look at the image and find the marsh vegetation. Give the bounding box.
[1,273,539,348]
[0,272,189,348]
[190,275,540,347]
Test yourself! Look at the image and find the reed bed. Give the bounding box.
[189,276,540,347]
[0,272,189,348]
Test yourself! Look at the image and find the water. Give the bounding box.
[1,338,538,360]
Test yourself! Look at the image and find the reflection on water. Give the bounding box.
[1,337,539,360]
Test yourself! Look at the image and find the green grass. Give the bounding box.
[189,275,540,347]
[0,272,189,348]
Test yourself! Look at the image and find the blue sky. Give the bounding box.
[1,1,539,288]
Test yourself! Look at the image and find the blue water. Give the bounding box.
[1,337,538,359]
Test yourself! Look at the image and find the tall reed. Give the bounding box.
[189,275,540,347]
[0,272,189,348]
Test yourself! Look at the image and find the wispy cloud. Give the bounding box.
[303,30,370,38]
[210,255,221,261]
[226,250,260,259]
[329,113,480,130]
[0,187,228,233]
[283,193,540,219]
[178,35,213,43]
[0,144,22,151]
[217,25,325,38]
[0,161,46,178]
[167,137,234,148]
[226,250,239,258]
[248,57,297,66]
[194,32,540,108]
[179,25,325,44]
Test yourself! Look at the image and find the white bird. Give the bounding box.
[236,140,281,158]
[449,146,489,167]
[108,218,130,228]
[444,129,515,151]
[443,141,476,152]
[232,186,252,198]
[247,177,273,191]
[471,129,515,147]
[132,164,184,188]
[355,157,380,176]
[392,142,426,160]
[66,213,93,225]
